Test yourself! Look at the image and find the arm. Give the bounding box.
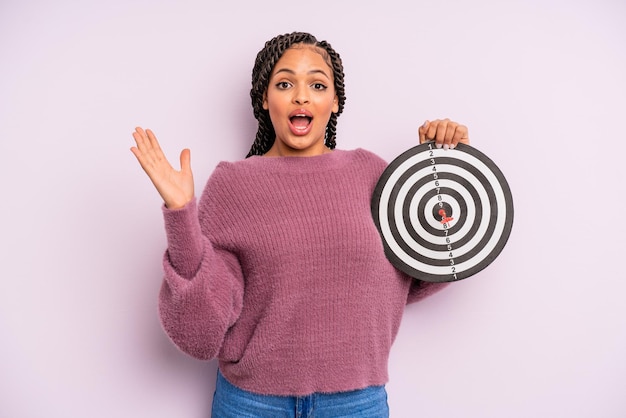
[407,280,450,304]
[131,127,243,359]
[158,199,244,360]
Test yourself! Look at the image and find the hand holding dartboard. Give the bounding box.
[371,142,514,282]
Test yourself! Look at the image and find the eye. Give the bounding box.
[312,83,327,91]
[275,81,291,90]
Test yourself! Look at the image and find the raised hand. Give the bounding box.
[130,127,194,209]
[419,119,470,149]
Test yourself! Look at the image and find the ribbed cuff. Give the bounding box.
[162,198,204,279]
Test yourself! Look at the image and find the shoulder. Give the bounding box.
[205,157,260,185]
[196,159,254,212]
[342,148,389,177]
[350,148,387,165]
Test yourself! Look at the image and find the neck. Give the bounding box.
[263,142,332,158]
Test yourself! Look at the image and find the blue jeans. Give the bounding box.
[211,370,389,418]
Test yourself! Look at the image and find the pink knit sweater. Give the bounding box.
[158,148,448,396]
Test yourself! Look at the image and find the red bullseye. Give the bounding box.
[438,209,454,224]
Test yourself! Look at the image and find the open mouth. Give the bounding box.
[290,115,312,130]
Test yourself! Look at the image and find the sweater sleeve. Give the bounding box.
[158,198,244,360]
[406,280,450,304]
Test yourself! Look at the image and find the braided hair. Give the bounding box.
[246,32,346,158]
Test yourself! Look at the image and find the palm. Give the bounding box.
[131,127,194,209]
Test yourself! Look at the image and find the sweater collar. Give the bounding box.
[247,149,352,173]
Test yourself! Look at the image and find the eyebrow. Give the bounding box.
[273,68,331,80]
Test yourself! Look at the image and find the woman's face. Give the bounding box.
[262,45,339,157]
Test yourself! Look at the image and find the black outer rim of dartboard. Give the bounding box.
[371,142,514,283]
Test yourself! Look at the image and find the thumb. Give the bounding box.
[180,148,192,173]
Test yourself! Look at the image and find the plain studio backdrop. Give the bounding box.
[1,0,624,417]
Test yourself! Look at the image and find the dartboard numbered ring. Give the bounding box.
[371,142,514,282]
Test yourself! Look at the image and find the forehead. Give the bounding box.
[272,44,333,74]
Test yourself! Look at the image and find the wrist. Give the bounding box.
[164,198,192,210]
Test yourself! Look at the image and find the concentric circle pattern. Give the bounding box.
[371,143,514,282]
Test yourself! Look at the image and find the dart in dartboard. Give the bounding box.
[371,142,514,282]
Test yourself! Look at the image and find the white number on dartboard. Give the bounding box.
[429,146,457,280]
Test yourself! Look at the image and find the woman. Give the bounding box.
[131,31,469,417]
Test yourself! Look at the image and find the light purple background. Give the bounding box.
[1,1,625,417]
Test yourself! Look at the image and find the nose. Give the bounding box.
[292,86,309,105]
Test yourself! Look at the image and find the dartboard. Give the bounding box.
[371,142,514,282]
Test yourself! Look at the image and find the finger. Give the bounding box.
[132,127,146,148]
[434,119,450,146]
[130,146,142,161]
[135,126,148,141]
[423,119,439,147]
[131,128,150,163]
[443,124,456,148]
[145,129,162,152]
[130,144,154,174]
[138,128,169,167]
[132,127,153,154]
[443,121,462,150]
[451,125,469,148]
[131,127,168,175]
[418,120,429,144]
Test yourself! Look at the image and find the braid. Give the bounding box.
[246,32,346,158]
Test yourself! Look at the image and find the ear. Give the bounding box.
[262,90,269,110]
[332,95,339,113]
